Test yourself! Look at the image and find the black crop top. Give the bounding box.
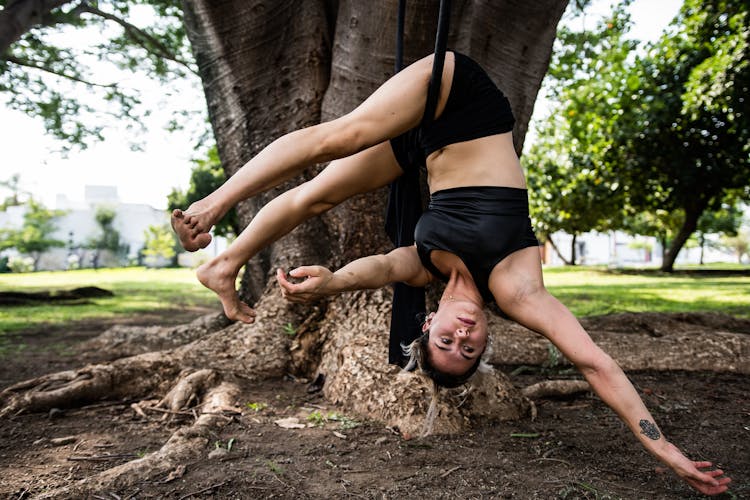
[390,52,515,170]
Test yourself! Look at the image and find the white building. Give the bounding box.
[0,185,229,271]
[1,186,168,270]
[544,229,740,267]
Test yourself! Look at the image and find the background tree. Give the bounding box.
[612,0,750,271]
[693,203,743,265]
[528,0,749,271]
[142,223,177,266]
[0,198,65,270]
[524,2,633,264]
[85,205,126,268]
[622,209,685,262]
[0,0,204,152]
[167,146,238,238]
[0,173,29,209]
[721,217,749,264]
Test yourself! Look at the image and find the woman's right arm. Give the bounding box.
[276,246,432,303]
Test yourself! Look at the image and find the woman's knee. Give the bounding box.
[317,116,368,160]
[290,181,337,217]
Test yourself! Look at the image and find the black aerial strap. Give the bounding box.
[387,0,451,367]
[395,0,406,72]
[421,0,451,128]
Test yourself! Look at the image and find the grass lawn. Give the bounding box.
[0,267,219,334]
[0,265,748,337]
[543,265,750,318]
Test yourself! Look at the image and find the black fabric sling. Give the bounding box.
[386,0,451,367]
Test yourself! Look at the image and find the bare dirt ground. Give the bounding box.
[0,309,747,499]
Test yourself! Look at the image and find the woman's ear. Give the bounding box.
[422,312,435,332]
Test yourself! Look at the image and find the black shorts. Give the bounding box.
[415,186,539,301]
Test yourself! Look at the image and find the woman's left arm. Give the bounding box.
[576,348,731,495]
[489,249,730,495]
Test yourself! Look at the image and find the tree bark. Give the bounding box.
[0,0,72,55]
[546,234,573,265]
[570,233,578,265]
[661,205,705,272]
[182,0,335,303]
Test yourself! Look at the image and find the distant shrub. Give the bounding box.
[67,254,81,270]
[8,255,34,273]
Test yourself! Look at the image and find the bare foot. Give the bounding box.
[171,201,218,252]
[197,259,255,323]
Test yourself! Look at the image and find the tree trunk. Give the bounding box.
[570,233,578,265]
[182,0,335,303]
[661,205,705,272]
[547,234,573,266]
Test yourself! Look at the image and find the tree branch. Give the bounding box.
[73,2,198,75]
[4,54,117,87]
[0,0,73,54]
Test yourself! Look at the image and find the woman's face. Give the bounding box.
[423,298,488,376]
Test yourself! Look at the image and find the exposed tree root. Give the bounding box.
[311,290,530,437]
[0,353,181,417]
[0,288,298,496]
[37,381,241,499]
[522,380,591,399]
[79,312,232,360]
[1,291,296,418]
[158,369,218,411]
[487,314,750,373]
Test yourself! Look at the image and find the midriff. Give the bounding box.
[425,132,526,193]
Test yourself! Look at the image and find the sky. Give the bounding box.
[0,0,683,211]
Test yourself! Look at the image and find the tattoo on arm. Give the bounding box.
[639,419,661,440]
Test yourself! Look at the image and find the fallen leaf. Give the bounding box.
[50,436,77,446]
[208,448,230,460]
[274,417,305,429]
[332,431,347,439]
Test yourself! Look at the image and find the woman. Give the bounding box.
[172,52,731,495]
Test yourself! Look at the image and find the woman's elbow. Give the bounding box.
[578,349,618,380]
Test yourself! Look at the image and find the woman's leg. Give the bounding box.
[197,141,403,322]
[172,53,454,251]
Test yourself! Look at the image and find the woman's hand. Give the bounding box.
[276,267,335,303]
[659,442,731,496]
